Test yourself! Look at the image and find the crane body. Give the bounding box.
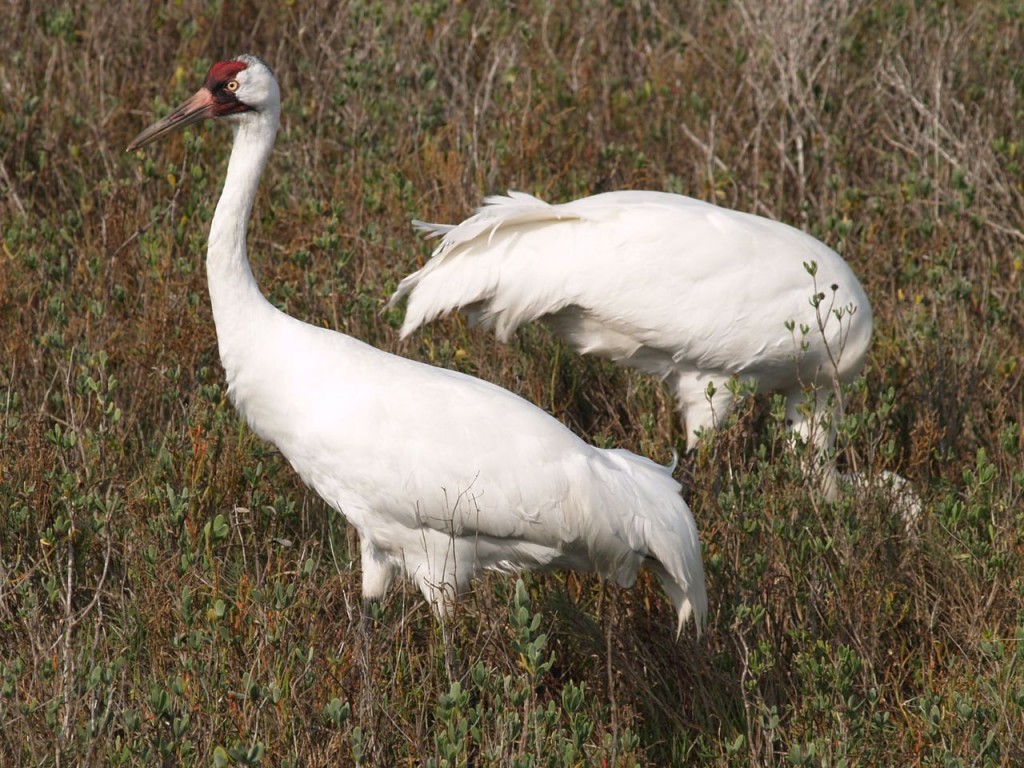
[392,191,874,457]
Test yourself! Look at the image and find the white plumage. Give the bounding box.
[391,191,874,467]
[127,55,706,634]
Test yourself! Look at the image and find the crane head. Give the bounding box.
[127,54,279,151]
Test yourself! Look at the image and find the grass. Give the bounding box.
[1,1,1023,765]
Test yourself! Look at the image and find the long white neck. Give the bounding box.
[206,108,281,373]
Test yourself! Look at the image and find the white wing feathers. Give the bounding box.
[411,190,582,250]
[394,191,588,341]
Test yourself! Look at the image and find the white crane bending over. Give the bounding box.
[127,55,706,635]
[391,191,875,483]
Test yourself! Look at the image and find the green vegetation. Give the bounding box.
[2,1,1022,765]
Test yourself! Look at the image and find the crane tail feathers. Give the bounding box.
[649,562,702,638]
[411,219,455,239]
[597,450,707,637]
[391,192,586,339]
[644,516,707,638]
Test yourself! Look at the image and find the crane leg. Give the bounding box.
[673,373,734,451]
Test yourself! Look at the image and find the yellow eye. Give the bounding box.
[226,80,239,92]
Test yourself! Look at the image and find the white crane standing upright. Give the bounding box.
[391,191,875,495]
[127,55,706,635]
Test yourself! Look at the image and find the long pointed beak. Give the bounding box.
[127,88,217,151]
